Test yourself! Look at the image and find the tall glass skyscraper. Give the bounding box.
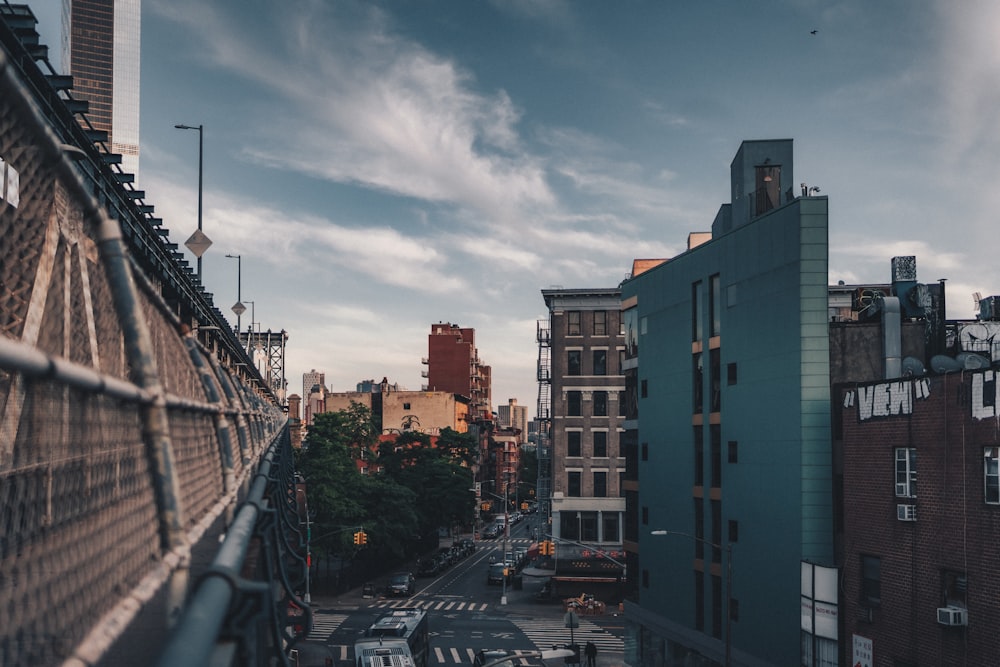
[62,0,141,177]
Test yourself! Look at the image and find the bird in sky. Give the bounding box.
[810,29,818,35]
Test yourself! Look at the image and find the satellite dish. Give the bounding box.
[930,355,963,374]
[956,352,990,370]
[901,357,926,377]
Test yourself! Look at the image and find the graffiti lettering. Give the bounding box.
[971,370,999,420]
[849,378,931,422]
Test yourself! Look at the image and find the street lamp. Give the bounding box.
[174,124,209,279]
[224,254,245,333]
[651,529,733,667]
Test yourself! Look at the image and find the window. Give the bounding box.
[624,307,639,358]
[567,431,582,457]
[593,431,608,457]
[641,506,648,525]
[986,447,999,504]
[641,379,648,398]
[618,390,627,417]
[861,555,881,606]
[728,440,738,464]
[593,391,608,416]
[603,513,620,542]
[710,425,721,488]
[568,471,582,497]
[694,426,704,486]
[710,274,721,337]
[895,448,917,497]
[594,311,607,335]
[693,353,703,413]
[711,574,722,638]
[710,348,721,412]
[568,311,581,335]
[641,442,648,461]
[594,471,607,497]
[942,570,967,608]
[581,512,599,540]
[694,498,705,560]
[403,402,411,410]
[754,164,780,216]
[567,350,581,375]
[727,362,738,386]
[695,571,705,631]
[568,391,582,416]
[728,519,739,543]
[593,349,607,375]
[692,281,703,342]
[560,511,580,540]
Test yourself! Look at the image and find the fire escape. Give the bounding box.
[535,318,552,529]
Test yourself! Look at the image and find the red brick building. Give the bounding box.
[839,370,1000,665]
[424,322,492,423]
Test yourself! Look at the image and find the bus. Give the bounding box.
[354,609,429,667]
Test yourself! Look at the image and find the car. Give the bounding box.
[486,563,510,585]
[472,649,544,667]
[387,571,415,597]
[457,538,476,555]
[416,557,440,577]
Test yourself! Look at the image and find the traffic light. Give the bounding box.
[539,540,554,556]
[353,531,361,545]
[359,531,368,545]
[520,502,528,510]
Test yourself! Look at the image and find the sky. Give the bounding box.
[27,0,1000,419]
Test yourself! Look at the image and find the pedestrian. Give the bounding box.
[584,641,597,667]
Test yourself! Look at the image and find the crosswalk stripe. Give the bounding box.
[450,647,461,662]
[435,647,446,662]
[510,617,623,652]
[306,612,348,640]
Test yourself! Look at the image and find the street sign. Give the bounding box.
[184,229,212,257]
[232,301,246,317]
[564,610,579,629]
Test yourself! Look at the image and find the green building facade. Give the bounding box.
[622,140,836,666]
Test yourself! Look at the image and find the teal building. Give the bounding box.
[622,140,836,666]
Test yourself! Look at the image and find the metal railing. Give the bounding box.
[1,11,304,667]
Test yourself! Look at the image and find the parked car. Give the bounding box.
[416,557,440,577]
[457,538,476,555]
[387,571,415,597]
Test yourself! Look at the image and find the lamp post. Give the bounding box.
[224,254,245,333]
[174,124,209,279]
[651,530,733,667]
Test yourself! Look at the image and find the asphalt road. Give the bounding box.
[295,519,626,667]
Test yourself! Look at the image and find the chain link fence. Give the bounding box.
[1,9,303,666]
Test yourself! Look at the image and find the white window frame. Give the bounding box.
[895,447,917,498]
[985,447,999,504]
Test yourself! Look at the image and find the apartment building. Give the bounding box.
[622,139,834,666]
[540,287,627,596]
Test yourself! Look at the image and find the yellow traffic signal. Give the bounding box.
[539,540,555,556]
[520,502,528,510]
[353,531,361,545]
[360,531,368,545]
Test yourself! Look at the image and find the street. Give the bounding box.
[297,520,625,667]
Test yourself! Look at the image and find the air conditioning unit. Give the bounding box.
[896,504,917,521]
[937,606,968,626]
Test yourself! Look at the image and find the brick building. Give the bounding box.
[839,370,1000,665]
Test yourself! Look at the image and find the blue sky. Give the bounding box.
[29,0,1000,417]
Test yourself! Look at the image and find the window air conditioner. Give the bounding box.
[937,606,968,626]
[896,504,917,521]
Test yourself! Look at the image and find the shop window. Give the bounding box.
[985,447,999,504]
